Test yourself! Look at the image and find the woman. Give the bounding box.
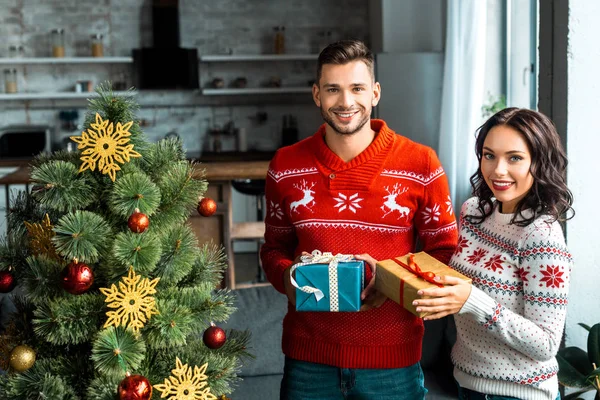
[414,108,573,400]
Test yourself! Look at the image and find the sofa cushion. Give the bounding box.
[222,285,286,377]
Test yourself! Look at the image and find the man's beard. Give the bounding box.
[320,106,371,136]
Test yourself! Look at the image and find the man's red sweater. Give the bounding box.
[260,120,458,369]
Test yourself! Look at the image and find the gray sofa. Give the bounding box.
[224,285,458,399]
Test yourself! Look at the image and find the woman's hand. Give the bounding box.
[355,253,387,311]
[413,275,472,320]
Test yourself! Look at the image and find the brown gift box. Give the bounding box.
[375,251,471,318]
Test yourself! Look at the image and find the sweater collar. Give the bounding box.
[312,119,395,171]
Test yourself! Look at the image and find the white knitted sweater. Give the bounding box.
[450,197,571,400]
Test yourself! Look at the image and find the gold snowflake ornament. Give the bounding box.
[99,268,159,334]
[24,214,59,260]
[70,113,141,182]
[154,357,217,400]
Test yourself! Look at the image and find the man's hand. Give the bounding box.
[283,252,309,307]
[355,253,387,311]
[412,275,472,320]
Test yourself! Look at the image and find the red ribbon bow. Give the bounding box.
[392,254,444,288]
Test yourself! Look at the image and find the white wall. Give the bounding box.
[563,1,600,351]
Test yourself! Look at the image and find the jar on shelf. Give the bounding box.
[51,28,65,57]
[4,69,17,94]
[9,45,24,58]
[273,26,285,54]
[91,34,104,57]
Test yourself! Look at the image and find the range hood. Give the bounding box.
[132,0,199,90]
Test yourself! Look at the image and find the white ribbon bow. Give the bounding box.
[290,250,355,311]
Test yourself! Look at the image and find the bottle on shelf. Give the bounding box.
[4,68,17,94]
[273,26,285,54]
[8,45,25,58]
[51,28,65,57]
[91,34,104,57]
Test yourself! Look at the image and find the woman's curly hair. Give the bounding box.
[467,107,574,226]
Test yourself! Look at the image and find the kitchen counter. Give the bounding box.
[0,160,270,185]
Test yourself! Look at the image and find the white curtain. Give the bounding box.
[437,0,487,213]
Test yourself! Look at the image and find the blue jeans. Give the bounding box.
[280,357,427,400]
[457,385,561,400]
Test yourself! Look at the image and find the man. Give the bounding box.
[260,40,458,399]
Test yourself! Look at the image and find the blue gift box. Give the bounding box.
[294,260,365,312]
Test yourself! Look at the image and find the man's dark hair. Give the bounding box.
[468,107,574,226]
[316,40,375,83]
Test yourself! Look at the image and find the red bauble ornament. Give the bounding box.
[118,374,152,400]
[203,324,227,349]
[128,209,150,233]
[197,197,217,217]
[60,260,94,295]
[0,270,15,293]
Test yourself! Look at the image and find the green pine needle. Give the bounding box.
[1,359,78,400]
[87,374,123,400]
[112,231,162,274]
[182,242,228,288]
[31,160,97,212]
[22,255,65,303]
[152,161,207,229]
[0,225,29,271]
[154,224,199,285]
[53,210,112,263]
[145,299,196,349]
[142,137,187,176]
[33,294,106,345]
[7,190,60,233]
[91,327,146,377]
[109,172,161,218]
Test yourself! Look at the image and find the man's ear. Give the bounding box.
[372,81,381,107]
[312,83,321,107]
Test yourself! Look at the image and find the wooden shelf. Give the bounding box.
[0,57,133,65]
[0,91,136,100]
[199,54,318,62]
[201,87,311,96]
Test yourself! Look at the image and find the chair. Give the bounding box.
[230,179,266,288]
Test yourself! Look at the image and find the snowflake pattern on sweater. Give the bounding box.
[451,197,572,400]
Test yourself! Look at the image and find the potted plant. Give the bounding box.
[557,323,600,399]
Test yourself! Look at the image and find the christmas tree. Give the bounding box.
[0,84,251,400]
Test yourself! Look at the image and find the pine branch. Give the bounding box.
[112,231,162,275]
[21,255,65,303]
[30,149,81,169]
[0,359,79,400]
[0,226,29,272]
[87,374,122,400]
[145,299,196,349]
[86,82,147,153]
[32,294,105,345]
[31,160,97,212]
[53,211,113,263]
[181,242,227,288]
[154,224,199,286]
[158,287,236,324]
[152,161,207,229]
[142,137,187,177]
[6,190,59,234]
[108,172,161,218]
[91,327,146,377]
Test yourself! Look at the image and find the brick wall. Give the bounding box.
[0,0,369,240]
